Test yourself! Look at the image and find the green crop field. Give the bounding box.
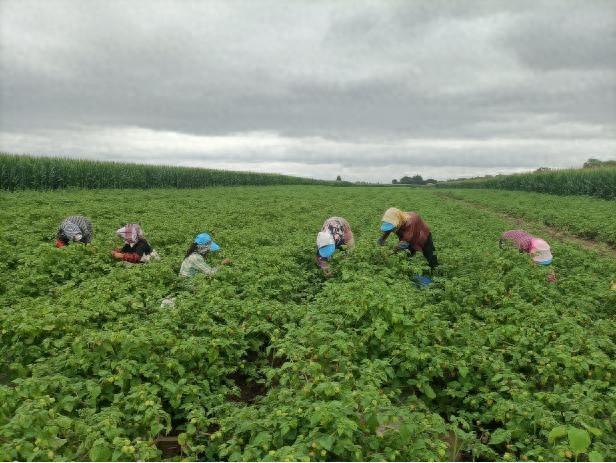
[437,189,616,247]
[437,167,616,200]
[1,186,615,461]
[0,154,334,190]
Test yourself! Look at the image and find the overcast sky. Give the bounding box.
[1,0,615,181]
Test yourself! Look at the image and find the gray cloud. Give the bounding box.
[0,0,615,181]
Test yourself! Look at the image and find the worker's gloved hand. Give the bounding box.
[397,241,410,250]
[55,239,66,248]
[222,258,232,265]
[377,237,386,246]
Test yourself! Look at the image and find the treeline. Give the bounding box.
[392,175,438,185]
[0,154,338,191]
[437,161,616,200]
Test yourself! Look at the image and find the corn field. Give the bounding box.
[437,167,616,200]
[0,154,335,190]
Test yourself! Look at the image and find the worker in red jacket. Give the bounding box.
[377,207,438,270]
[112,224,157,263]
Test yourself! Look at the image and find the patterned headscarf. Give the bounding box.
[530,238,552,264]
[116,224,144,245]
[316,231,335,249]
[382,207,407,229]
[61,221,82,241]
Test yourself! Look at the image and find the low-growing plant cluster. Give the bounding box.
[438,189,616,247]
[1,186,615,461]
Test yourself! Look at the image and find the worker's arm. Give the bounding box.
[315,255,331,276]
[112,249,142,263]
[377,230,392,246]
[393,240,412,252]
[194,255,217,276]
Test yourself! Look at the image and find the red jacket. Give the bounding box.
[382,211,431,251]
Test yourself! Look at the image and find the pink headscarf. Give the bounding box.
[530,238,552,264]
[116,224,144,245]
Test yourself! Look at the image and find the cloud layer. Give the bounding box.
[1,0,615,181]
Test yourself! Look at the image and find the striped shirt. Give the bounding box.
[58,215,93,243]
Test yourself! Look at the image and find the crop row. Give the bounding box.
[1,186,615,461]
[436,167,616,200]
[437,189,616,247]
[0,154,336,191]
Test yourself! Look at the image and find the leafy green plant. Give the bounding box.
[1,186,615,461]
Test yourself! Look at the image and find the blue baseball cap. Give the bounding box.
[380,221,396,232]
[194,232,220,252]
[318,243,336,258]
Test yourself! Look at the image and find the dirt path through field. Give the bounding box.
[435,191,616,259]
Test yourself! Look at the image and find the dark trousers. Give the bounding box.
[411,233,438,269]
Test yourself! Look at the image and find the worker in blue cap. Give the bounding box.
[179,232,230,277]
[316,217,355,275]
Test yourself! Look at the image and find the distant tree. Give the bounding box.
[336,175,342,181]
[424,178,438,184]
[583,158,603,168]
[583,158,616,168]
[392,179,398,184]
[535,167,551,173]
[399,174,424,185]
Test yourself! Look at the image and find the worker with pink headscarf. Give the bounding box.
[112,224,157,263]
[500,230,556,282]
[500,230,553,265]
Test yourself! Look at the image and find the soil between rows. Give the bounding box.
[435,191,616,260]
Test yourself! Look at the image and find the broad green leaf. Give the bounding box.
[568,427,591,455]
[252,431,271,446]
[89,443,112,462]
[588,450,604,462]
[399,423,412,441]
[580,422,602,437]
[422,384,436,399]
[317,435,334,451]
[489,429,511,445]
[548,425,567,443]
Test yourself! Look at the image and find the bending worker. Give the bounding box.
[55,215,93,248]
[180,232,231,277]
[112,223,157,263]
[499,230,553,265]
[378,207,438,270]
[316,216,355,274]
[500,230,555,282]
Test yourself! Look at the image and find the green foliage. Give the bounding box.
[0,153,337,191]
[1,186,615,461]
[438,189,616,246]
[437,167,616,199]
[548,425,605,461]
[583,159,616,169]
